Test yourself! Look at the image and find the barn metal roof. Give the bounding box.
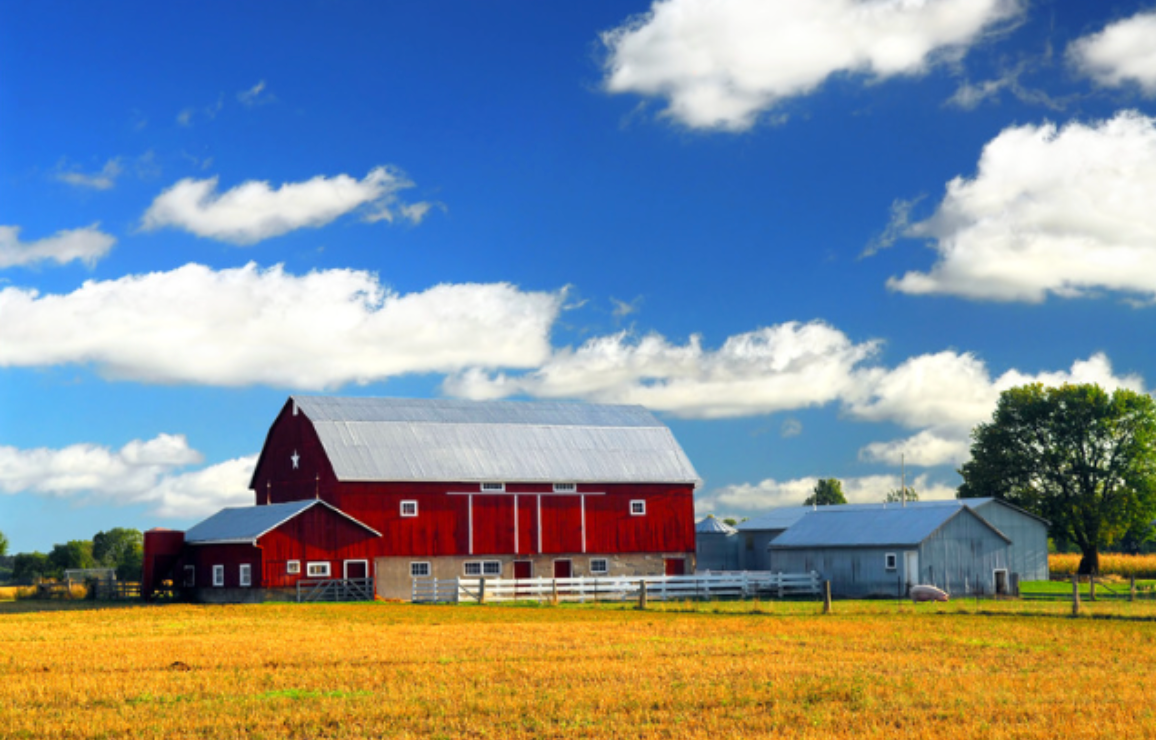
[185,500,381,545]
[696,516,737,534]
[289,396,700,485]
[736,497,1049,531]
[736,506,822,532]
[769,506,1011,549]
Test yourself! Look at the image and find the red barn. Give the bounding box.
[151,396,700,601]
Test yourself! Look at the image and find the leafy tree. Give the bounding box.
[48,540,95,577]
[93,528,144,580]
[884,487,919,503]
[12,552,52,583]
[0,530,8,557]
[959,383,1156,575]
[804,478,847,506]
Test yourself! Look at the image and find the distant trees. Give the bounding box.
[959,383,1156,575]
[12,552,52,583]
[0,530,8,557]
[48,541,96,574]
[7,527,145,583]
[884,488,919,503]
[805,478,846,506]
[93,528,144,581]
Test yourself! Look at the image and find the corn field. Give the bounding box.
[1049,553,1156,578]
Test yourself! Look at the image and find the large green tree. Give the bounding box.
[805,478,847,506]
[48,540,96,577]
[12,552,52,583]
[0,530,8,557]
[93,528,144,580]
[959,383,1156,574]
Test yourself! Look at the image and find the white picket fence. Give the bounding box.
[411,571,820,604]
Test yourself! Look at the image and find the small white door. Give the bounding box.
[904,551,919,589]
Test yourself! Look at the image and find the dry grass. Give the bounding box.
[2,599,1156,738]
[1050,553,1156,578]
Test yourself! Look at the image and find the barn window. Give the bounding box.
[630,500,646,516]
[410,562,431,578]
[286,560,300,575]
[400,500,418,517]
[212,565,224,587]
[483,561,501,576]
[553,482,576,493]
[239,564,252,587]
[464,561,482,576]
[481,482,506,492]
[590,558,609,575]
[307,562,331,578]
[183,565,195,587]
[884,553,897,571]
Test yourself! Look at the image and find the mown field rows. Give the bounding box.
[2,599,1156,739]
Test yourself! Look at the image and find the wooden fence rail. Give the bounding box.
[412,571,821,604]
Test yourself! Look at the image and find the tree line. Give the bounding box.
[0,528,144,584]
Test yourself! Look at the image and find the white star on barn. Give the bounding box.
[291,450,300,469]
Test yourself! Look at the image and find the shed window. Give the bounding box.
[464,561,502,577]
[410,562,431,578]
[184,565,195,587]
[630,500,646,516]
[884,553,897,571]
[481,482,506,492]
[212,565,224,587]
[239,564,252,587]
[400,500,418,517]
[553,482,576,493]
[590,558,609,575]
[307,562,331,578]
[286,560,300,575]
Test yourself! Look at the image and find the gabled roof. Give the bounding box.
[769,506,1011,549]
[280,396,700,486]
[736,506,821,532]
[185,500,381,545]
[696,516,737,534]
[737,498,1050,531]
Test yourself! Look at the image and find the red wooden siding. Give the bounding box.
[250,399,339,505]
[256,504,380,588]
[187,543,262,588]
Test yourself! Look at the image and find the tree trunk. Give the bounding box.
[1078,549,1100,575]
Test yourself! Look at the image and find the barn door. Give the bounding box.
[514,561,532,579]
[344,560,368,580]
[553,559,572,578]
[664,558,686,576]
[904,551,919,590]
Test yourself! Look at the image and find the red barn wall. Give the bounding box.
[257,504,380,587]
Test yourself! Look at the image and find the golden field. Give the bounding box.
[1049,552,1156,578]
[2,599,1156,739]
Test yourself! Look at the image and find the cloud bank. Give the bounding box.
[0,224,115,269]
[601,0,1022,130]
[696,473,958,517]
[1069,9,1156,95]
[0,262,562,388]
[141,167,434,245]
[0,434,255,519]
[888,111,1156,302]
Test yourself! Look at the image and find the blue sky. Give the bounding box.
[3,0,1156,553]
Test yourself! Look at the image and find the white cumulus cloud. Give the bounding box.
[141,167,435,245]
[445,321,880,419]
[696,473,958,517]
[0,224,115,269]
[1069,9,1156,95]
[0,434,252,518]
[887,111,1156,302]
[57,158,123,190]
[0,262,562,388]
[601,0,1022,130]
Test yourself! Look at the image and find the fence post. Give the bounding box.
[1131,576,1137,603]
[1089,575,1096,601]
[1071,574,1081,617]
[638,580,648,610]
[822,580,832,615]
[478,577,486,605]
[551,579,558,606]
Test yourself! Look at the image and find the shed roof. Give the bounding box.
[737,497,1049,531]
[284,396,700,485]
[769,506,1011,549]
[736,506,821,532]
[696,516,737,534]
[185,500,381,545]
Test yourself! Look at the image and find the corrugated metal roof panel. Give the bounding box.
[185,500,318,544]
[769,506,971,548]
[735,506,815,531]
[291,396,699,484]
[696,517,737,534]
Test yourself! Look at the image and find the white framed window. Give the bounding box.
[553,482,576,493]
[630,500,646,516]
[400,500,418,517]
[410,562,431,578]
[590,558,609,575]
[286,560,300,575]
[307,562,331,578]
[212,565,224,587]
[885,553,897,571]
[239,564,252,587]
[184,565,195,587]
[481,482,506,492]
[483,560,501,576]
[464,561,482,576]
